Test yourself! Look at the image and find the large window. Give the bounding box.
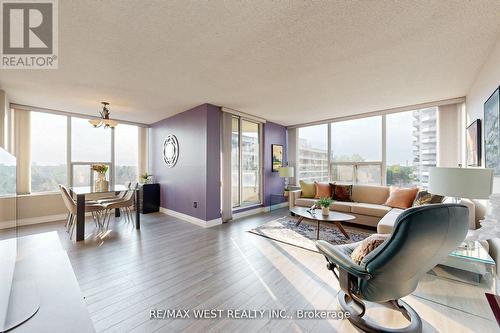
[331,116,382,185]
[71,117,112,187]
[30,112,67,192]
[386,108,437,188]
[296,108,438,187]
[298,124,328,182]
[27,111,142,192]
[115,124,139,185]
[71,117,111,162]
[231,117,261,208]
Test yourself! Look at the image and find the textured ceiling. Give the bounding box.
[1,1,500,126]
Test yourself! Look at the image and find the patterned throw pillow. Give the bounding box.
[330,183,353,202]
[351,234,390,265]
[412,190,444,207]
[314,182,332,199]
[299,180,316,198]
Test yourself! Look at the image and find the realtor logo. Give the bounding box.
[1,0,58,69]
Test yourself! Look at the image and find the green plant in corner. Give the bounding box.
[317,197,333,208]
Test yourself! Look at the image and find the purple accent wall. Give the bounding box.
[263,121,287,206]
[149,104,221,221]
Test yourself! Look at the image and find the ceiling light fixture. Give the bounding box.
[89,102,118,129]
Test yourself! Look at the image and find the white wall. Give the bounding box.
[466,34,500,190]
[465,34,500,288]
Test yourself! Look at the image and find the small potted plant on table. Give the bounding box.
[317,197,332,216]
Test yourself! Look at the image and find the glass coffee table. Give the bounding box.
[436,241,496,285]
[290,206,355,240]
[413,241,496,320]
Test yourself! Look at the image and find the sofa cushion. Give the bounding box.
[413,190,444,207]
[351,203,392,218]
[331,183,353,202]
[295,198,318,207]
[314,182,331,199]
[384,186,418,209]
[330,201,357,213]
[351,185,390,205]
[377,208,404,234]
[299,180,316,198]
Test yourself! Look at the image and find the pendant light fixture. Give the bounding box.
[89,102,118,128]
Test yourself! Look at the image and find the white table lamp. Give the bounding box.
[429,167,498,242]
[278,166,294,190]
[428,167,493,202]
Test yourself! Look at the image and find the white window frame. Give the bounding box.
[231,115,263,209]
[297,121,385,185]
[28,111,138,192]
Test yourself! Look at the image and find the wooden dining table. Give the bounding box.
[68,185,140,241]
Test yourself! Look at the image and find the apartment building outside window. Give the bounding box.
[298,124,328,182]
[296,108,438,187]
[386,108,437,188]
[231,116,261,208]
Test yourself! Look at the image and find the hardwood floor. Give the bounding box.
[6,209,499,332]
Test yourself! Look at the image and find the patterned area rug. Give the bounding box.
[248,215,373,252]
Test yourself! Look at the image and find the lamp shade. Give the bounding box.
[278,166,294,178]
[428,167,493,199]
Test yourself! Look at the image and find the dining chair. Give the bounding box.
[101,190,136,231]
[59,185,106,237]
[97,182,133,205]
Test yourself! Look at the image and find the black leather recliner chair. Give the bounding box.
[316,204,469,333]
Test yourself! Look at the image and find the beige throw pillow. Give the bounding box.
[351,234,390,265]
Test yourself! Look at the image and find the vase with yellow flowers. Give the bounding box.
[91,164,109,192]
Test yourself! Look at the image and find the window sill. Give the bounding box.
[17,191,61,197]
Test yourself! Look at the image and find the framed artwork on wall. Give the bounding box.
[272,144,283,172]
[466,119,481,167]
[484,86,500,175]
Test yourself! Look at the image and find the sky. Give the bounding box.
[299,111,415,165]
[30,112,138,166]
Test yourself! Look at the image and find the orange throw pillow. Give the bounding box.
[314,182,331,199]
[384,186,419,209]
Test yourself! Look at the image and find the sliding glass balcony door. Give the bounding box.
[231,116,261,208]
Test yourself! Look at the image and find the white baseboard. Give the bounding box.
[232,202,288,220]
[159,207,222,228]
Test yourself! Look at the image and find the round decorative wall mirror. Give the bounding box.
[163,135,179,168]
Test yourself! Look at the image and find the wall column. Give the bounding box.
[0,90,6,149]
[287,127,298,185]
[437,104,461,167]
[138,126,148,178]
[13,109,31,194]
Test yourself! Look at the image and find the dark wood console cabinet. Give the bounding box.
[139,183,160,214]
